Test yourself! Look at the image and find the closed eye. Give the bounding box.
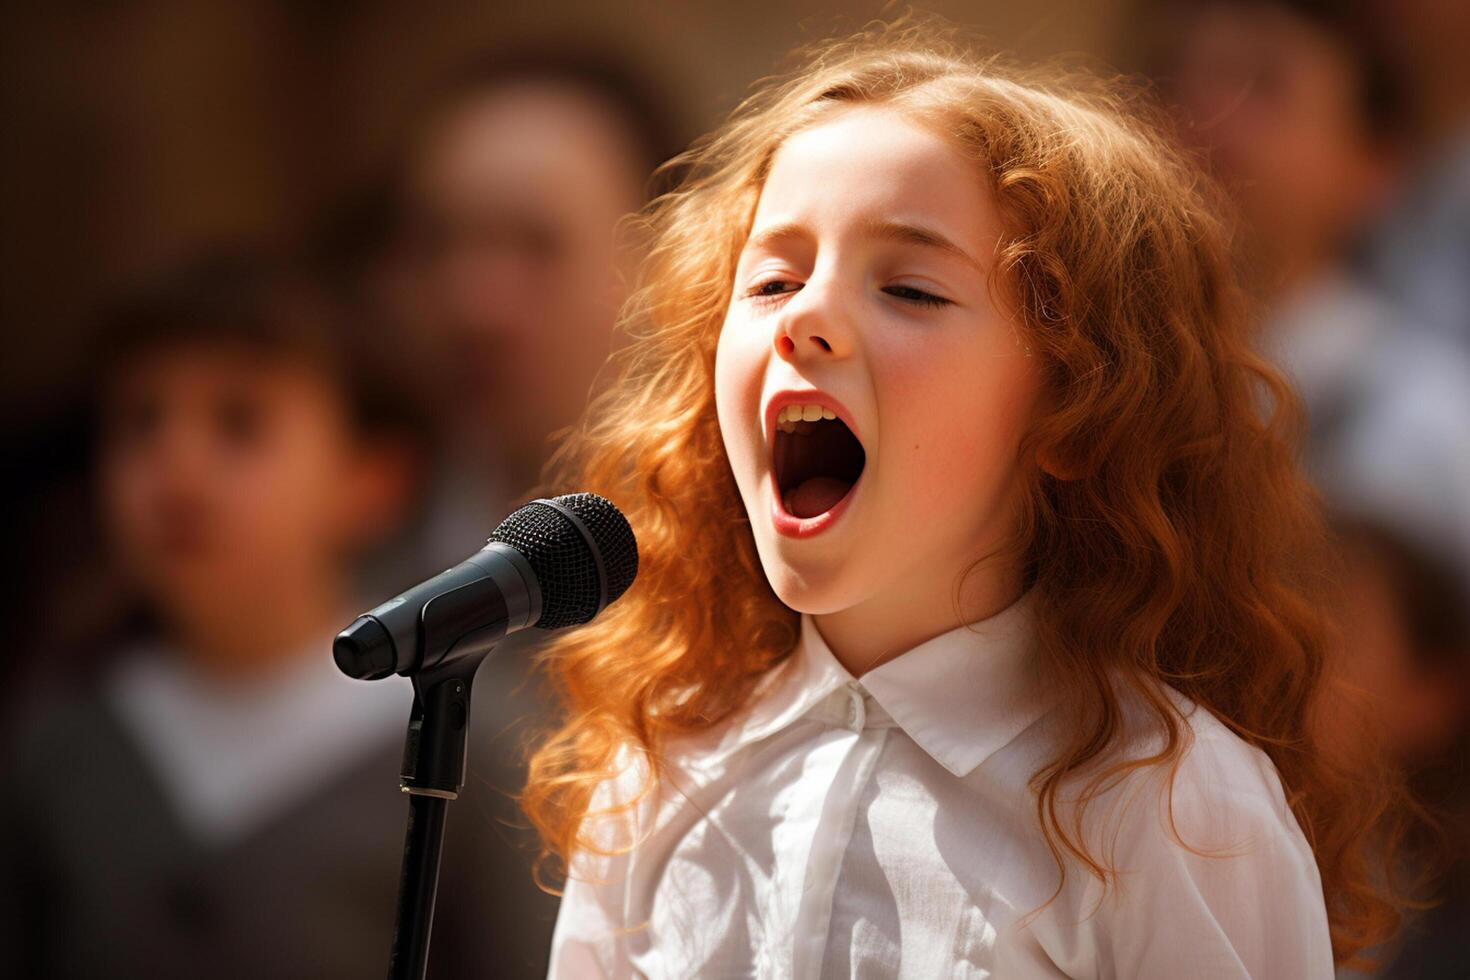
[882,285,951,308]
[745,280,952,309]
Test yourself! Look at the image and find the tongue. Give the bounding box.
[786,476,853,519]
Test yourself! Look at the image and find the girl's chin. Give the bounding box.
[758,554,862,614]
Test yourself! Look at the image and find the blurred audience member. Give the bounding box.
[385,48,683,572]
[1153,0,1403,294]
[0,250,555,978]
[1144,0,1470,599]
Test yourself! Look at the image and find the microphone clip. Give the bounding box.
[400,658,479,799]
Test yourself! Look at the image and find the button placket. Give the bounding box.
[845,680,866,731]
[791,681,889,980]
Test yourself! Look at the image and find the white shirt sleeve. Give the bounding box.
[546,851,631,980]
[546,744,649,980]
[1074,730,1335,980]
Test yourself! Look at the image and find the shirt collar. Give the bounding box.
[722,589,1048,778]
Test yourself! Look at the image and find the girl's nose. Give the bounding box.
[773,277,852,361]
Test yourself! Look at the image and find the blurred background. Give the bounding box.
[1,1,1466,977]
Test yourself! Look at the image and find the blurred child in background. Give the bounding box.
[0,249,558,978]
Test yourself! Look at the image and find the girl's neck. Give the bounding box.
[814,567,1026,678]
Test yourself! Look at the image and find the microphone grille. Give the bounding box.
[487,492,638,629]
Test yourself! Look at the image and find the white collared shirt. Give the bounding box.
[547,591,1334,978]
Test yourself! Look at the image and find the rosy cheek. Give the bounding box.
[876,342,1034,496]
[871,365,955,501]
[714,319,764,465]
[899,410,986,497]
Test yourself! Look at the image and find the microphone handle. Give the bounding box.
[334,543,542,679]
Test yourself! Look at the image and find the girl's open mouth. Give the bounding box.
[770,411,866,537]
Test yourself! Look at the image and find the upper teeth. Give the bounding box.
[776,403,837,432]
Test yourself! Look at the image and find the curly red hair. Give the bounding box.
[517,17,1411,965]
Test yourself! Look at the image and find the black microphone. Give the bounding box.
[333,492,638,681]
[339,492,636,980]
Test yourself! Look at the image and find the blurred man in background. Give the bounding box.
[384,49,684,573]
[1145,0,1470,599]
[0,250,554,978]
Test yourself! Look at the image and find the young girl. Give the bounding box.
[521,20,1407,978]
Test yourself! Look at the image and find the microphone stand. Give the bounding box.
[338,494,627,977]
[388,656,479,980]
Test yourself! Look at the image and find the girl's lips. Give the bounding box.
[768,468,861,539]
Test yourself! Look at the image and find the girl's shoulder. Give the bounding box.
[1072,682,1309,858]
[1028,684,1335,977]
[1036,680,1325,935]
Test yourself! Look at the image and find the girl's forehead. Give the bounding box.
[749,107,998,253]
[767,106,953,182]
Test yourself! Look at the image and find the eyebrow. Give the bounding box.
[741,217,986,272]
